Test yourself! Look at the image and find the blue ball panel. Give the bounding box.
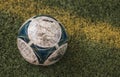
[58,23,68,46]
[31,44,56,64]
[18,20,31,43]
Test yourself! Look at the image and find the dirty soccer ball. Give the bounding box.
[17,15,68,66]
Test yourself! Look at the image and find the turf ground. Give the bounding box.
[0,0,120,77]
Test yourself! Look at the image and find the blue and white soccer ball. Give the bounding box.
[17,15,68,66]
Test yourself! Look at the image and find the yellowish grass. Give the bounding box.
[83,23,120,48]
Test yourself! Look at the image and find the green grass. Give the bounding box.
[0,0,120,77]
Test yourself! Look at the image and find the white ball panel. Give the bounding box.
[17,38,39,65]
[28,16,62,48]
[44,43,68,65]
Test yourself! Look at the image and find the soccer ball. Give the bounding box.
[17,15,68,66]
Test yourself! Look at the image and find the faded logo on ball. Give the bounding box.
[17,15,68,66]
